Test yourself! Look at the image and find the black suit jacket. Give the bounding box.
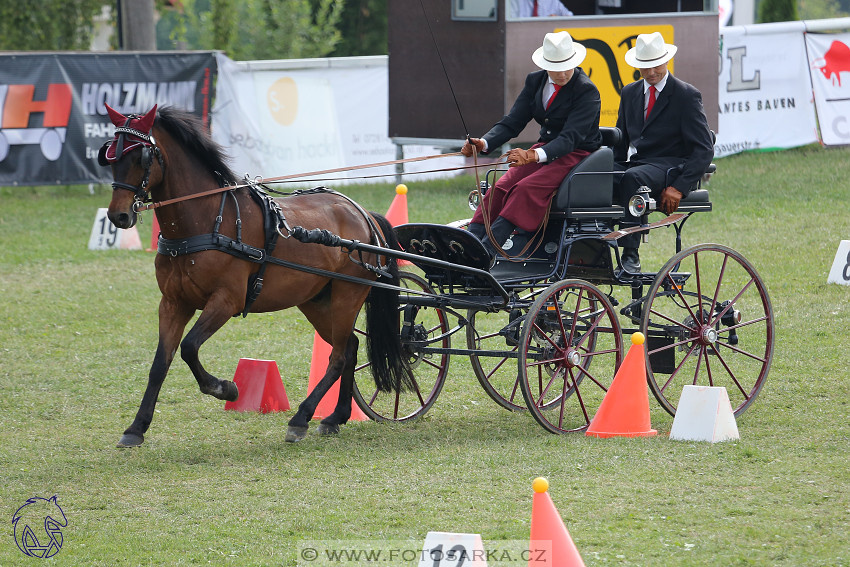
[482,68,602,161]
[614,74,714,196]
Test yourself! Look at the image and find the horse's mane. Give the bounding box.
[156,107,238,185]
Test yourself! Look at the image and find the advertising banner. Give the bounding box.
[715,27,818,157]
[0,52,216,186]
[806,32,850,146]
[211,54,463,186]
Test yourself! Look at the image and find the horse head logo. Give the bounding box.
[12,495,68,558]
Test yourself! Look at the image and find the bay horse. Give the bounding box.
[100,104,411,446]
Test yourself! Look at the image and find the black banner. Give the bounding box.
[0,51,216,186]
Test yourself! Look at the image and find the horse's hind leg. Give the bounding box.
[180,295,240,402]
[118,299,194,448]
[316,333,359,436]
[285,349,348,442]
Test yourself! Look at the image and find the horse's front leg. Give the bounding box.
[118,299,194,448]
[180,294,241,402]
[316,333,359,436]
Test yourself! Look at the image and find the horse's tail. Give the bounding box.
[364,212,414,392]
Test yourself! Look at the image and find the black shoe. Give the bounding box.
[467,222,486,240]
[480,217,516,258]
[621,246,641,273]
[502,230,533,257]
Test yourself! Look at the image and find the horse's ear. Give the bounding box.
[97,142,110,166]
[105,104,127,127]
[135,104,158,133]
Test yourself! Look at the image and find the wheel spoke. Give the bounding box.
[714,340,768,363]
[710,344,751,399]
[709,277,755,328]
[660,341,700,393]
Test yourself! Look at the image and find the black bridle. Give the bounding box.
[98,117,165,210]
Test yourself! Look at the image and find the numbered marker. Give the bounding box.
[87,208,142,250]
[419,532,488,567]
[827,240,850,285]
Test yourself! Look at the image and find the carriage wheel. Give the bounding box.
[466,303,530,412]
[352,271,449,422]
[518,279,623,434]
[640,244,774,417]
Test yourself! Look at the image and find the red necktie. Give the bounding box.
[645,85,656,120]
[532,0,539,16]
[546,84,561,109]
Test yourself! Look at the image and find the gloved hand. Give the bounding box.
[507,148,538,167]
[461,138,486,157]
[659,186,683,214]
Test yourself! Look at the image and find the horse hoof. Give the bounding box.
[116,433,144,448]
[225,381,239,402]
[285,425,309,443]
[317,423,340,436]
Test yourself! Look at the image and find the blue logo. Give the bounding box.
[12,496,67,559]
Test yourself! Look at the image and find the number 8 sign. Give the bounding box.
[827,240,850,285]
[87,208,142,251]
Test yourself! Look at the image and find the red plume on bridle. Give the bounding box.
[102,104,158,162]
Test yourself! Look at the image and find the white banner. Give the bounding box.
[716,27,818,157]
[807,32,850,146]
[211,54,462,186]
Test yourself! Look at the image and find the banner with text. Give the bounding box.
[0,52,216,186]
[806,32,850,146]
[716,27,819,158]
[211,54,463,186]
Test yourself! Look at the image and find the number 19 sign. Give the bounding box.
[87,208,142,251]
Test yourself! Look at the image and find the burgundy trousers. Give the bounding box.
[471,146,591,233]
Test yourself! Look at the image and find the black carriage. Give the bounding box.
[350,127,774,434]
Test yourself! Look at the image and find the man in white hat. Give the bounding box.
[461,31,602,258]
[613,31,714,273]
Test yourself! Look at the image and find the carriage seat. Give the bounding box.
[551,127,623,219]
[551,128,716,218]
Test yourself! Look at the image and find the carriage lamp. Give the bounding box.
[627,186,656,217]
[717,300,742,345]
[717,300,742,327]
[468,180,489,211]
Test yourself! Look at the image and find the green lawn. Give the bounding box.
[1,145,848,566]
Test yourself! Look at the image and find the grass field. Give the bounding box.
[1,145,849,566]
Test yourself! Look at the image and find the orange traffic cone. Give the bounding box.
[385,184,409,226]
[386,184,410,266]
[224,358,290,413]
[529,477,586,567]
[586,332,657,438]
[306,333,369,421]
[146,213,160,252]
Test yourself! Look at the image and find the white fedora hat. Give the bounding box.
[532,31,587,72]
[624,32,678,68]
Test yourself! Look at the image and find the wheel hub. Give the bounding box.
[699,326,718,345]
[564,348,582,367]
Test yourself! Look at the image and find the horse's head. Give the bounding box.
[99,104,163,229]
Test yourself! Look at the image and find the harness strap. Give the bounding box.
[157,233,265,262]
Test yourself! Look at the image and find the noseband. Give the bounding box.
[99,118,165,210]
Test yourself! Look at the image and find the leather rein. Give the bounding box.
[129,149,506,213]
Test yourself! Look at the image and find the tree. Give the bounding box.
[157,0,344,60]
[757,0,800,22]
[0,0,109,51]
[798,0,850,19]
[331,0,388,57]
